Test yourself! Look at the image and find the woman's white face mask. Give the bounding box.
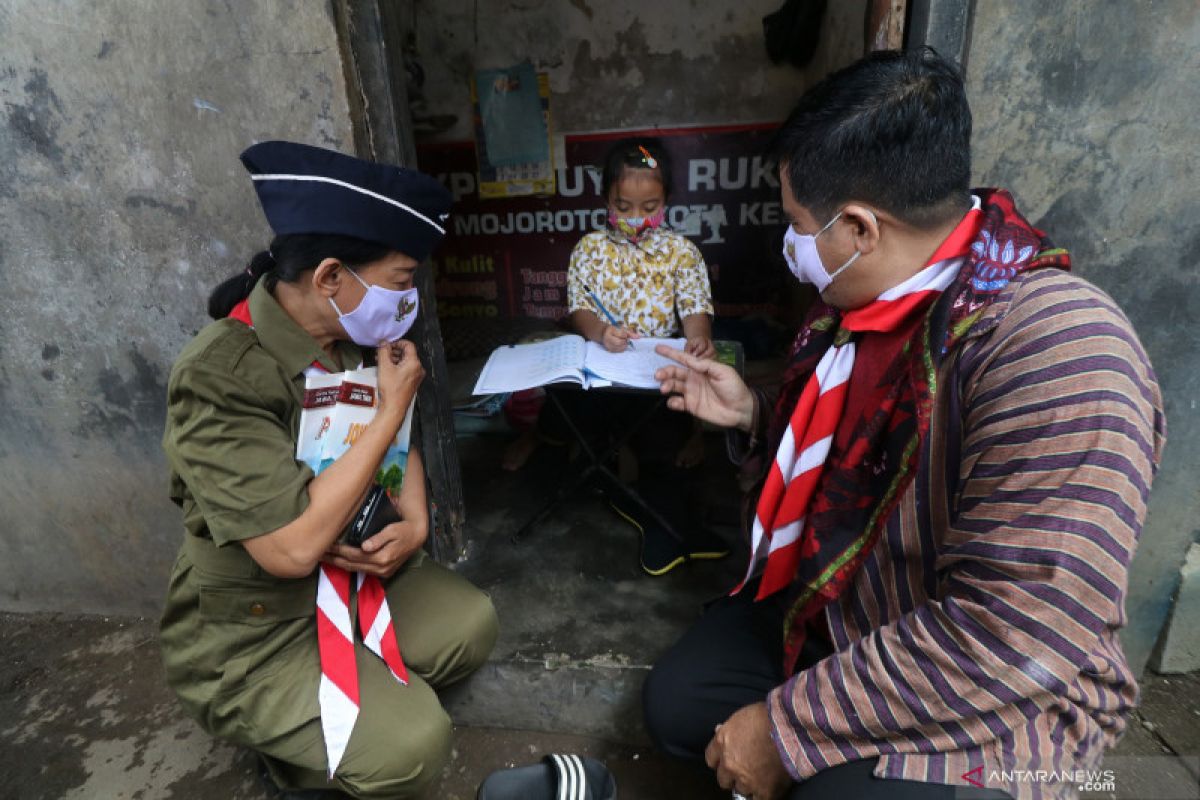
[329,268,420,346]
[781,209,877,293]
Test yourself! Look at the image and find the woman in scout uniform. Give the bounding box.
[160,141,497,799]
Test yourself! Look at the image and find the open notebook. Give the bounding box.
[472,335,687,394]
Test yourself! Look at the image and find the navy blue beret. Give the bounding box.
[240,140,453,262]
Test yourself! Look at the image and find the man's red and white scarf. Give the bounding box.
[739,201,983,601]
[229,299,408,777]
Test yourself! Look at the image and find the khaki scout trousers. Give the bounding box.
[246,552,497,798]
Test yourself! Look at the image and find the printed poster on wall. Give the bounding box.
[470,63,555,198]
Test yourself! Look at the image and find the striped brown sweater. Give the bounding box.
[748,269,1164,799]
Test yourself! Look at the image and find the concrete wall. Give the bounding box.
[965,1,1200,673]
[0,1,354,615]
[408,0,867,139]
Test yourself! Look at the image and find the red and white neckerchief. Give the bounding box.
[229,299,408,777]
[739,200,983,601]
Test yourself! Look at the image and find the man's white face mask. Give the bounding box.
[781,209,877,293]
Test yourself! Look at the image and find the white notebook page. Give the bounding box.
[582,337,687,388]
[473,335,587,394]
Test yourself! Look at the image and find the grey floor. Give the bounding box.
[1,426,1197,799]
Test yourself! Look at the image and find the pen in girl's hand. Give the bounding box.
[585,286,636,350]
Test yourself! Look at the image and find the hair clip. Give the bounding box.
[637,145,658,169]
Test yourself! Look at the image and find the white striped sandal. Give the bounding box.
[475,753,617,800]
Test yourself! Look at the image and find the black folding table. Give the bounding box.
[511,385,681,543]
[510,340,743,543]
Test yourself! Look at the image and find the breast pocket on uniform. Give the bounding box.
[199,582,316,687]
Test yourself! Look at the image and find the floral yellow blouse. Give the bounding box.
[566,226,713,337]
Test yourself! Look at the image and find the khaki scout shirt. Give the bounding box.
[159,279,362,737]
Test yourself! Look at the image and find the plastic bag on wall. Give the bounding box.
[763,0,827,69]
[476,61,549,168]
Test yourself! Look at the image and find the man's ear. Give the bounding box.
[842,204,881,256]
[311,258,344,298]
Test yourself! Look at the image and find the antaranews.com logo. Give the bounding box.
[961,756,1200,799]
[962,766,1116,793]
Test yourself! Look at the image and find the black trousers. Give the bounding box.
[642,590,1013,799]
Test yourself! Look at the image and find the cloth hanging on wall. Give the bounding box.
[763,0,827,69]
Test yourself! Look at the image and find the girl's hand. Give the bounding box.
[685,335,716,360]
[654,345,754,431]
[601,324,640,353]
[375,340,424,415]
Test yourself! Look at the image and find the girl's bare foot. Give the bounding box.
[501,429,540,471]
[675,427,706,468]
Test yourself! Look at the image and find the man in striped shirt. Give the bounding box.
[644,49,1164,800]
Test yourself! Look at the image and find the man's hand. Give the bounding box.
[705,702,793,800]
[322,519,425,578]
[685,335,716,360]
[654,345,755,431]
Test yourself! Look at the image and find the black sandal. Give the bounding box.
[476,754,617,800]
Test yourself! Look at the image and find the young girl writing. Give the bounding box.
[545,137,728,574]
[502,138,715,472]
[566,139,716,363]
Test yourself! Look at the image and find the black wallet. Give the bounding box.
[342,484,402,547]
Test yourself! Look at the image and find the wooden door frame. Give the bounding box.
[332,0,466,562]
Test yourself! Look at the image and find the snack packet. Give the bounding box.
[296,372,342,473]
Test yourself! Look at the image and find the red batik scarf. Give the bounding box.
[742,189,1071,674]
[228,298,409,777]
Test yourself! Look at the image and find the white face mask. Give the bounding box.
[329,268,420,346]
[782,209,877,293]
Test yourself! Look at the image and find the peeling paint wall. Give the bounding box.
[0,1,354,615]
[407,0,867,139]
[966,2,1200,673]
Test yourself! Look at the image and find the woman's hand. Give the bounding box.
[655,345,755,431]
[685,335,716,360]
[601,324,640,353]
[376,339,424,415]
[322,518,425,579]
[323,447,430,579]
[706,703,793,800]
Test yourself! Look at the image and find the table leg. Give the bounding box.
[511,390,685,546]
[511,390,602,543]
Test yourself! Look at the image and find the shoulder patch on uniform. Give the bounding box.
[174,319,259,376]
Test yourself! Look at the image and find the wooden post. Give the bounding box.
[866,0,908,52]
[905,0,976,69]
[332,0,466,561]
